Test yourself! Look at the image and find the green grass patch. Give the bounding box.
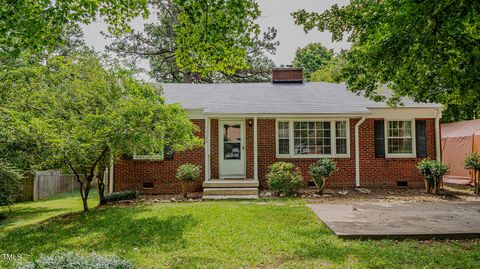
[1,197,479,268]
[0,189,98,230]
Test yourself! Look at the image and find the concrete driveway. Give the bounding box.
[308,201,480,239]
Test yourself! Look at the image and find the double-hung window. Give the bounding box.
[276,120,349,157]
[386,120,414,156]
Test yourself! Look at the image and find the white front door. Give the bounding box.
[219,120,245,178]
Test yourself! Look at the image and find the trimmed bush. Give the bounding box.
[417,159,448,194]
[266,162,303,196]
[464,152,480,195]
[100,191,138,205]
[16,252,133,269]
[176,164,201,199]
[308,158,338,194]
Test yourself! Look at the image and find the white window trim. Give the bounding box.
[384,119,416,158]
[275,118,351,159]
[133,154,164,161]
[132,148,164,161]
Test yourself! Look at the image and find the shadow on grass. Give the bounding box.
[0,207,67,227]
[0,206,198,256]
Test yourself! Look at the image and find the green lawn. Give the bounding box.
[1,196,479,269]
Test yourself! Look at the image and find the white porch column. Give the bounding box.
[205,117,211,180]
[254,117,258,181]
[435,109,442,162]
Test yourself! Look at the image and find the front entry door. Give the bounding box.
[219,120,245,178]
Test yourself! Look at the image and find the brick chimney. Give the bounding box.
[272,66,303,83]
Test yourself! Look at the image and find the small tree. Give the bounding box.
[266,162,303,196]
[4,52,203,211]
[417,159,448,194]
[308,159,338,195]
[176,164,201,199]
[464,152,480,195]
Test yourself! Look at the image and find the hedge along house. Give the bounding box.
[110,68,442,199]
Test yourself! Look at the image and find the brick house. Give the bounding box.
[109,68,442,199]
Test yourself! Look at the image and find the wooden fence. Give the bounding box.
[33,170,80,200]
[17,174,34,202]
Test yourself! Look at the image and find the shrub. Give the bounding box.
[308,159,338,194]
[100,191,138,205]
[417,159,448,194]
[266,162,303,196]
[176,164,201,199]
[464,152,480,195]
[16,252,133,269]
[0,163,23,219]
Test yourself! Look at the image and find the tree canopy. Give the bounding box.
[292,43,333,81]
[107,0,278,82]
[309,51,347,83]
[293,0,480,122]
[1,0,149,58]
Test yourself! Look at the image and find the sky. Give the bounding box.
[81,0,350,68]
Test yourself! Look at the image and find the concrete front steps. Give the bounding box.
[202,179,259,200]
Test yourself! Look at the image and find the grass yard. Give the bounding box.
[1,196,479,268]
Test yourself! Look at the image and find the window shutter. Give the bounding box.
[374,120,385,158]
[164,145,174,160]
[415,120,427,158]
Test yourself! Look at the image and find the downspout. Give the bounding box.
[355,114,367,187]
[435,108,442,162]
[108,159,114,194]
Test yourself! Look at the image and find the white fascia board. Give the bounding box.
[202,113,369,118]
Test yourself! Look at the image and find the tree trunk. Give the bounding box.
[314,177,325,195]
[424,179,429,193]
[97,170,105,203]
[79,178,92,212]
[182,182,187,199]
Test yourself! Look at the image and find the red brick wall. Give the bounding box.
[113,119,205,194]
[359,118,436,188]
[257,119,356,188]
[210,119,219,179]
[114,117,437,193]
[257,118,437,189]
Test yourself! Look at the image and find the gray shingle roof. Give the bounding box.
[159,82,440,115]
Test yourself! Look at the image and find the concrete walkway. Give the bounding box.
[308,201,480,239]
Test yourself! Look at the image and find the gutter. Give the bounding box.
[435,109,442,161]
[355,114,367,187]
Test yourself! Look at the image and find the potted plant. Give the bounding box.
[308,158,338,195]
[464,152,480,195]
[417,159,448,194]
[176,164,201,199]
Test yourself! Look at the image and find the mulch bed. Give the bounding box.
[108,184,479,205]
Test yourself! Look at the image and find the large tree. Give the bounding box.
[1,53,202,211]
[292,43,333,81]
[0,0,149,58]
[293,0,480,121]
[310,51,348,83]
[107,0,278,82]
